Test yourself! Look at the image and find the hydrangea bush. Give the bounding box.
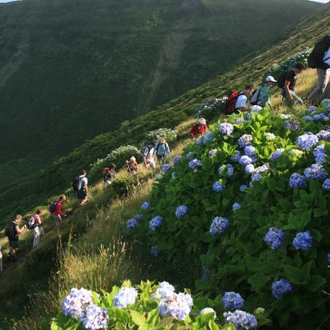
[131,102,330,328]
[196,98,224,121]
[52,281,268,329]
[145,128,177,144]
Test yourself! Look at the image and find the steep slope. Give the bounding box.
[0,0,319,190]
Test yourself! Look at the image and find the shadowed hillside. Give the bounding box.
[0,0,320,194]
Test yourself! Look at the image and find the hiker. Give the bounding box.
[126,156,138,174]
[76,170,89,205]
[143,141,157,169]
[51,196,67,230]
[103,163,116,187]
[7,214,26,261]
[154,138,170,166]
[307,35,330,104]
[255,76,277,110]
[280,62,305,105]
[27,209,45,248]
[234,84,254,113]
[190,118,208,139]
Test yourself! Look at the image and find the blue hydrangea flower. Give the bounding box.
[304,163,328,180]
[223,310,258,329]
[235,118,246,124]
[62,288,93,319]
[251,172,262,182]
[158,292,193,321]
[317,130,330,141]
[219,123,234,135]
[240,185,247,192]
[80,303,109,330]
[328,254,330,263]
[151,246,160,257]
[307,105,318,113]
[212,181,225,193]
[200,307,216,318]
[126,218,138,230]
[254,163,269,173]
[232,203,241,211]
[208,149,218,157]
[323,178,330,190]
[313,113,328,121]
[289,173,307,188]
[188,159,202,169]
[284,119,301,131]
[321,99,330,106]
[296,133,319,150]
[245,164,255,174]
[203,133,215,143]
[292,231,313,251]
[113,287,138,308]
[149,216,163,230]
[271,279,293,299]
[209,216,229,235]
[270,148,285,161]
[244,145,256,156]
[175,205,188,218]
[264,227,285,249]
[303,116,313,122]
[230,150,241,162]
[173,156,182,165]
[142,202,150,209]
[151,281,175,300]
[134,214,143,221]
[239,155,253,166]
[162,164,172,171]
[238,134,253,148]
[313,145,327,164]
[222,292,244,310]
[186,152,195,161]
[218,164,234,178]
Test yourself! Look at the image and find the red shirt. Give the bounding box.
[52,201,66,217]
[190,124,207,138]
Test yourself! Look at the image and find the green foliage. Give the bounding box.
[131,103,330,328]
[145,128,177,145]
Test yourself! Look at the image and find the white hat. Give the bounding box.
[265,75,277,83]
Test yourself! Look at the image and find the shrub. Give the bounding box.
[145,128,177,144]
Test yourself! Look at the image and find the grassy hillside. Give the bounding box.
[0,0,319,193]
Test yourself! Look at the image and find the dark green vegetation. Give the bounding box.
[0,0,320,222]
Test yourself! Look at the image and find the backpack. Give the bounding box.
[308,35,330,69]
[26,216,37,230]
[277,72,288,89]
[72,176,82,191]
[250,87,261,105]
[140,145,150,157]
[223,90,240,114]
[5,222,16,240]
[48,201,57,213]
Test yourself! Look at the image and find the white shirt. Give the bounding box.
[235,94,247,109]
[146,147,155,162]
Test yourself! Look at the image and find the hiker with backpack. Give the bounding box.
[279,62,305,106]
[307,35,330,104]
[103,163,116,187]
[26,209,45,249]
[190,118,208,139]
[51,196,67,230]
[126,156,138,174]
[75,170,89,206]
[5,214,26,261]
[230,84,254,114]
[251,76,277,110]
[142,141,157,170]
[154,138,170,166]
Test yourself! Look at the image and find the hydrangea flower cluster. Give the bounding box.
[188,159,202,169]
[175,205,188,218]
[212,181,226,193]
[238,134,253,148]
[210,216,229,235]
[292,232,313,251]
[126,218,138,230]
[296,133,319,150]
[218,164,234,177]
[186,152,195,160]
[245,164,255,174]
[113,287,138,308]
[263,227,285,249]
[200,307,216,318]
[80,303,109,330]
[62,288,94,319]
[158,292,193,321]
[222,292,244,310]
[284,118,301,131]
[304,163,328,180]
[239,155,253,166]
[223,310,258,329]
[307,105,318,113]
[235,118,246,124]
[232,203,241,211]
[151,246,161,257]
[162,164,172,171]
[202,133,215,143]
[313,145,327,164]
[240,185,247,192]
[270,148,284,161]
[323,178,330,190]
[219,123,234,135]
[208,149,218,157]
[271,279,293,299]
[230,150,241,162]
[244,145,256,157]
[149,216,163,230]
[134,214,143,221]
[266,132,276,141]
[289,173,307,188]
[317,130,330,141]
[151,281,175,300]
[173,156,182,165]
[141,202,150,209]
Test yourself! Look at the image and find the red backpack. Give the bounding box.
[223,90,240,114]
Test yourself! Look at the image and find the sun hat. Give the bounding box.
[265,75,277,83]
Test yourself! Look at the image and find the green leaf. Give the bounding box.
[208,319,220,330]
[266,179,277,192]
[248,273,271,290]
[313,208,328,217]
[156,316,175,328]
[130,310,146,326]
[307,275,327,292]
[284,261,312,285]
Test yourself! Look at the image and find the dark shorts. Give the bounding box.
[9,240,19,249]
[77,189,87,199]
